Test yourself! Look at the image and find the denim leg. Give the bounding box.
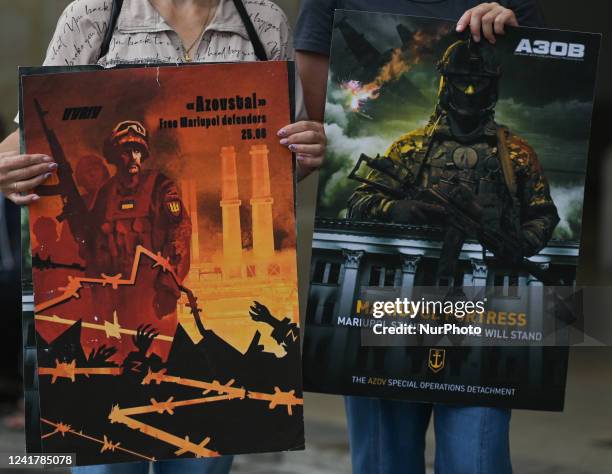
[433,405,512,474]
[71,462,149,474]
[154,456,234,474]
[345,396,432,474]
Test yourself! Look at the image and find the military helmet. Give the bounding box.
[104,120,150,164]
[437,38,501,78]
[436,38,501,117]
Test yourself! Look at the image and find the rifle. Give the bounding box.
[33,100,88,224]
[349,153,563,286]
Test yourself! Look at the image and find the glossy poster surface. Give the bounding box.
[303,11,600,411]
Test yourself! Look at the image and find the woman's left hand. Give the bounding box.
[456,2,519,44]
[278,121,326,180]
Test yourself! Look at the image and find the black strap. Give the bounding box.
[99,0,267,62]
[232,0,269,61]
[99,0,124,60]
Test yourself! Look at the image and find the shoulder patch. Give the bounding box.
[166,200,182,217]
[387,129,428,158]
[506,132,538,172]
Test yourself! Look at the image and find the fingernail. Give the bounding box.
[456,23,463,31]
[280,138,289,145]
[44,173,52,179]
[289,144,297,152]
[49,163,58,170]
[42,155,53,162]
[277,129,287,137]
[32,195,40,201]
[296,155,305,161]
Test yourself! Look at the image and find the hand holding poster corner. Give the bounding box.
[19,61,303,465]
[303,11,601,411]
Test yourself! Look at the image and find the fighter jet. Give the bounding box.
[334,17,430,114]
[336,17,416,83]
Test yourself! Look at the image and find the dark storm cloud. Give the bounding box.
[332,11,600,108]
[333,10,406,51]
[319,11,598,242]
[497,99,594,142]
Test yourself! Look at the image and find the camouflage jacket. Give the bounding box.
[347,117,559,254]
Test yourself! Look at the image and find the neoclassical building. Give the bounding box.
[303,218,576,408]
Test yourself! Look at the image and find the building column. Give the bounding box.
[337,250,365,318]
[466,259,488,287]
[391,255,421,372]
[400,255,421,299]
[328,250,364,381]
[527,264,547,385]
[220,146,243,278]
[467,259,488,378]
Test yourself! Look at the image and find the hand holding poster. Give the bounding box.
[303,11,601,411]
[20,61,303,465]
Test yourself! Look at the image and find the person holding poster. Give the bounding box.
[296,1,544,122]
[295,2,545,474]
[0,0,326,473]
[0,0,326,205]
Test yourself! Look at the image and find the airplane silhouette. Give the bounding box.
[336,16,415,83]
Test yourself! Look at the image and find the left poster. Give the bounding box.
[19,61,303,465]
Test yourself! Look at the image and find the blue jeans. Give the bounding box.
[345,396,512,474]
[72,457,233,474]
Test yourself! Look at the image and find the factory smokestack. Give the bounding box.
[220,146,243,277]
[250,144,275,261]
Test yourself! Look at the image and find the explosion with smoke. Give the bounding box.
[341,25,449,113]
[342,80,380,112]
[342,48,407,112]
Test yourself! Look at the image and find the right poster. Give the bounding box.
[303,10,601,411]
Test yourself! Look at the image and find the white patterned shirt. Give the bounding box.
[19,0,305,120]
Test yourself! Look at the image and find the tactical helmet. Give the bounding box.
[436,38,502,117]
[104,121,150,164]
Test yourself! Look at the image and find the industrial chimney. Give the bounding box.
[220,146,243,277]
[250,144,275,261]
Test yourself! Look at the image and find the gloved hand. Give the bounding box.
[487,227,543,263]
[519,227,545,257]
[389,199,446,225]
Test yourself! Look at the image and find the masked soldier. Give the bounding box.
[348,38,559,278]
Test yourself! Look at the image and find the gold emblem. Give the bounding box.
[120,200,135,211]
[428,348,446,373]
[167,201,181,217]
[452,146,479,169]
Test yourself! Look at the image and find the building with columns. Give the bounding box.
[303,218,576,405]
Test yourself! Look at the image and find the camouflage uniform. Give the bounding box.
[347,112,559,258]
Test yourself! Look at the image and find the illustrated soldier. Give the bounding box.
[63,121,192,359]
[348,38,559,282]
[84,121,191,288]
